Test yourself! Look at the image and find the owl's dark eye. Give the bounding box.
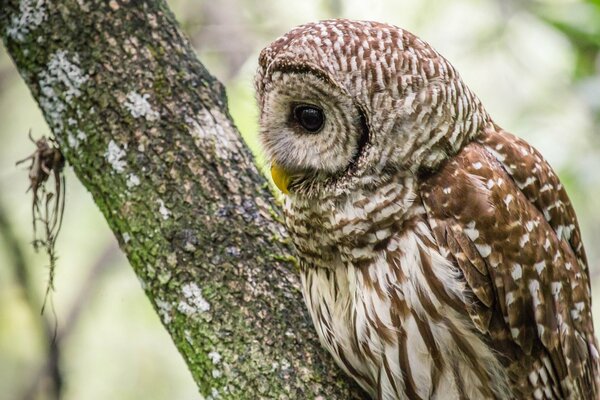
[293,104,325,133]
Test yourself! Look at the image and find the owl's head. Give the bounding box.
[256,19,490,197]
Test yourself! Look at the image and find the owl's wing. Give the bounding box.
[420,129,599,398]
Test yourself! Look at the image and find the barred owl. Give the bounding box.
[255,20,599,399]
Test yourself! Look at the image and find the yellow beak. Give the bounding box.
[270,163,291,194]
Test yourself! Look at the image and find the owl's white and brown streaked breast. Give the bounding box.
[285,173,511,399]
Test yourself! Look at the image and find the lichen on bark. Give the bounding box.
[1,0,365,398]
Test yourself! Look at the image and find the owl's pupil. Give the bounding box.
[294,105,324,133]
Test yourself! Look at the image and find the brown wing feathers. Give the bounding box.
[420,131,599,398]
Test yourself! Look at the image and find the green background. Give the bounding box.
[1,0,599,398]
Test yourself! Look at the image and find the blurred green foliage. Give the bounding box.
[534,0,600,80]
[1,1,599,399]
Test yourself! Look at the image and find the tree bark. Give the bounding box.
[1,1,364,398]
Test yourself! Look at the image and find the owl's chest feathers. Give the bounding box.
[286,177,510,399]
[284,175,423,266]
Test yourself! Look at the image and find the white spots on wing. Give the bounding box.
[519,233,530,247]
[472,162,482,170]
[556,225,564,241]
[553,251,561,263]
[511,263,522,281]
[178,282,210,316]
[566,224,574,240]
[503,194,514,207]
[157,199,171,220]
[6,0,47,41]
[556,224,574,241]
[534,261,546,275]
[464,223,479,241]
[518,146,529,156]
[575,302,585,312]
[511,327,520,340]
[506,291,516,306]
[529,280,541,309]
[123,91,160,121]
[39,50,89,130]
[543,238,551,251]
[543,208,551,221]
[565,262,572,271]
[486,147,506,163]
[540,183,553,193]
[475,243,491,258]
[551,282,562,299]
[545,200,563,218]
[533,388,544,400]
[105,140,127,172]
[528,370,539,387]
[443,187,452,194]
[540,358,553,384]
[525,220,537,232]
[537,323,546,341]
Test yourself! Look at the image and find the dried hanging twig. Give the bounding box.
[16,132,66,314]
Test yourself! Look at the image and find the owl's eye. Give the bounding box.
[293,104,325,133]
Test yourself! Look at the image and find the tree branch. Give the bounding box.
[1,0,364,398]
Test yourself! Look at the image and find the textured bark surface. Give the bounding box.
[0,1,364,398]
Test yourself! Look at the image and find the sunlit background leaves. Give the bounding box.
[1,0,599,399]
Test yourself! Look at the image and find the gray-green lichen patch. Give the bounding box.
[123,91,160,121]
[156,298,173,324]
[66,127,87,149]
[186,109,239,160]
[126,173,141,188]
[157,199,171,220]
[208,350,222,364]
[6,0,46,41]
[105,140,127,173]
[178,282,210,316]
[209,350,223,379]
[38,50,89,131]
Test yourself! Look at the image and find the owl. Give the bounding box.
[255,20,599,399]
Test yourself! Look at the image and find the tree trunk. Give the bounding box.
[0,1,364,398]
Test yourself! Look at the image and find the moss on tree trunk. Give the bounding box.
[1,1,365,398]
